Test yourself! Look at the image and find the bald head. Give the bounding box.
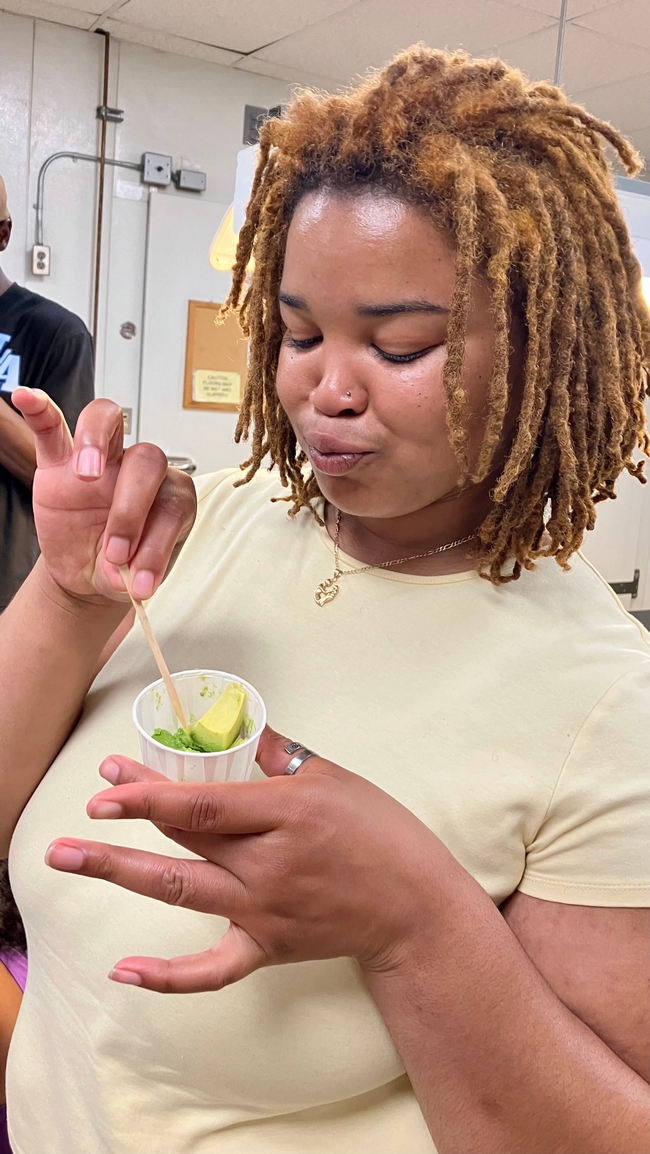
[0,175,12,258]
[0,174,8,222]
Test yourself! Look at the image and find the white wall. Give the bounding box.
[0,10,289,461]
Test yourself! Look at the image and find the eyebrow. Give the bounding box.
[278,292,448,317]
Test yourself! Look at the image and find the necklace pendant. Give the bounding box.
[314,577,339,606]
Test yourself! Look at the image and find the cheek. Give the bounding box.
[376,353,449,449]
[275,346,309,414]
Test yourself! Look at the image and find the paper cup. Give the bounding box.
[133,669,266,783]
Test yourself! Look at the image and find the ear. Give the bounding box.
[0,219,12,253]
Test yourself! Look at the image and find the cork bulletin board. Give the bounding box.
[183,300,248,412]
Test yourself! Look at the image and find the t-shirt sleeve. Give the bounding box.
[518,660,650,907]
[40,326,95,433]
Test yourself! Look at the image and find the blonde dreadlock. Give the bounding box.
[224,45,650,584]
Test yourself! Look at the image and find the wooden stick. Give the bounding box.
[119,565,188,731]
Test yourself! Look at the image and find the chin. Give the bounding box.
[313,473,403,519]
[313,469,458,520]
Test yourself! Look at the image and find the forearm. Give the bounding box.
[0,403,36,487]
[364,861,650,1154]
[0,559,127,853]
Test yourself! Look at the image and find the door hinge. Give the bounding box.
[610,569,640,598]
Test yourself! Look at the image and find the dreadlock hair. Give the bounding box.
[0,860,26,954]
[224,45,650,584]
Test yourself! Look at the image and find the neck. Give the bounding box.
[327,477,495,576]
[0,267,13,297]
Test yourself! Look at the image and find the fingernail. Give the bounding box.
[77,447,102,478]
[89,800,123,820]
[109,968,142,986]
[100,759,120,784]
[132,570,155,600]
[105,536,131,565]
[45,843,85,871]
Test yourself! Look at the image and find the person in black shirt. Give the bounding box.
[0,173,94,611]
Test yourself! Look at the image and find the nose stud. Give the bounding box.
[345,390,352,398]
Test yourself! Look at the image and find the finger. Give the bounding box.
[101,442,172,580]
[10,387,73,469]
[71,398,125,479]
[85,778,290,835]
[256,726,339,779]
[103,459,196,598]
[99,755,168,786]
[44,838,246,917]
[109,924,266,993]
[98,757,239,862]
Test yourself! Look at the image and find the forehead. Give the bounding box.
[283,188,457,301]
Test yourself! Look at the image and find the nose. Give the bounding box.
[310,348,368,417]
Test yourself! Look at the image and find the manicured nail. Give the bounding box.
[132,569,155,599]
[100,759,120,784]
[77,447,102,478]
[105,536,131,565]
[89,800,123,819]
[109,968,142,986]
[45,843,85,871]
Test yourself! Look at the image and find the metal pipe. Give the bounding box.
[35,152,141,247]
[553,0,569,86]
[134,187,153,444]
[92,29,111,350]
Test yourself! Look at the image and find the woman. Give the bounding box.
[2,46,649,1154]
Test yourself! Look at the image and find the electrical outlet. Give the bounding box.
[31,245,51,276]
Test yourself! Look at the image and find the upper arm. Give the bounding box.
[502,891,650,1083]
[0,960,22,1102]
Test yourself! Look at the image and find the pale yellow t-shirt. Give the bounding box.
[8,468,650,1154]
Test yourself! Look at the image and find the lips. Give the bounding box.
[309,447,368,475]
[305,434,373,476]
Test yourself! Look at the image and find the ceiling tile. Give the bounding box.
[572,72,650,133]
[0,0,99,23]
[566,0,619,15]
[233,55,340,90]
[102,17,242,65]
[572,0,650,49]
[114,0,361,55]
[480,23,559,79]
[251,0,555,84]
[504,0,562,15]
[560,21,650,90]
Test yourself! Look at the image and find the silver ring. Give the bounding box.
[283,743,318,775]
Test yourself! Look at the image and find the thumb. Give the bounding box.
[109,923,266,993]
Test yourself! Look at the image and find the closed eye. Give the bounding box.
[285,336,322,350]
[372,345,436,364]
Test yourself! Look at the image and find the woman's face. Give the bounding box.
[276,189,519,520]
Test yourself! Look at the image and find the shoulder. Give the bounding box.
[507,550,650,667]
[10,286,90,342]
[193,466,294,523]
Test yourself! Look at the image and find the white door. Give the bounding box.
[138,191,245,476]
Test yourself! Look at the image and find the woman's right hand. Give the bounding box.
[11,389,197,605]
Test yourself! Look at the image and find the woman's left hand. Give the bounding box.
[45,730,454,993]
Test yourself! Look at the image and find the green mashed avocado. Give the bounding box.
[152,715,255,753]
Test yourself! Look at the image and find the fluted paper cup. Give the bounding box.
[133,669,266,783]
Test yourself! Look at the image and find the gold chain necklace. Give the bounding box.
[314,510,478,606]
